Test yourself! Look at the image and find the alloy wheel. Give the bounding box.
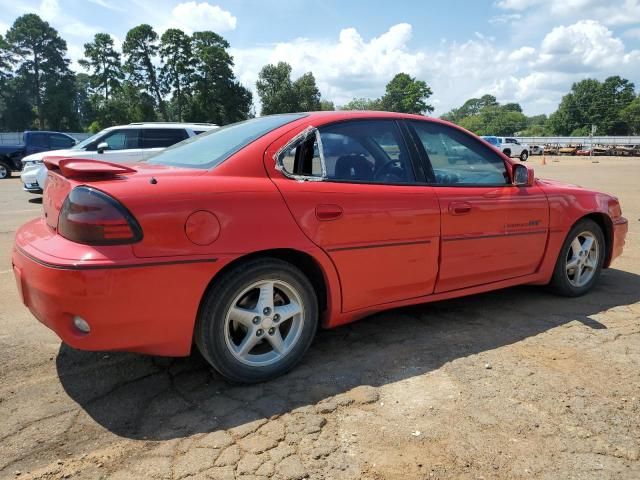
[565,231,599,287]
[224,279,305,367]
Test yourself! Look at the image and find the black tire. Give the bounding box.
[195,258,318,383]
[520,150,529,161]
[0,161,11,179]
[548,218,605,297]
[503,149,511,157]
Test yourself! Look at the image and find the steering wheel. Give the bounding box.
[374,159,403,181]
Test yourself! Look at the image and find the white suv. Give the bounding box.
[21,122,218,193]
[496,137,529,161]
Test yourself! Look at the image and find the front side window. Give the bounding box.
[278,120,415,184]
[88,129,140,151]
[141,129,189,148]
[410,121,508,186]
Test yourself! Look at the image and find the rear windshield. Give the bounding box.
[147,114,307,169]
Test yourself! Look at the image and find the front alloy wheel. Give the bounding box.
[549,218,604,296]
[196,258,318,383]
[0,162,9,179]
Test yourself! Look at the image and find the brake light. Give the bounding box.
[58,187,142,245]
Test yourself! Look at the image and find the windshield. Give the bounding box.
[148,114,306,169]
[72,130,107,150]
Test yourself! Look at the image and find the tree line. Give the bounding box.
[442,76,640,137]
[0,14,253,132]
[1,12,638,136]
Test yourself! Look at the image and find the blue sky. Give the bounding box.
[1,0,639,115]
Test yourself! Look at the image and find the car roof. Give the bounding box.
[24,130,75,136]
[127,122,218,129]
[101,123,219,131]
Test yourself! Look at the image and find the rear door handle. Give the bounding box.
[316,204,343,221]
[449,202,472,215]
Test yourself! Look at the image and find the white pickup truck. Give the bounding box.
[496,137,529,161]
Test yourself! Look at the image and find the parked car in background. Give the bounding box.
[530,145,544,155]
[496,137,530,161]
[481,136,501,149]
[12,111,628,383]
[21,122,217,193]
[0,131,77,180]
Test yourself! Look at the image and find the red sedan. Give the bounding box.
[12,112,628,383]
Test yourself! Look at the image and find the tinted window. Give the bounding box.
[280,120,415,184]
[411,121,508,185]
[49,134,75,149]
[142,128,189,148]
[87,129,140,151]
[30,133,49,148]
[149,114,306,169]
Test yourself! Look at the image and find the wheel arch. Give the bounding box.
[198,248,330,323]
[581,212,614,268]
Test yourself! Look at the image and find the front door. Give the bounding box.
[268,119,441,312]
[407,120,549,293]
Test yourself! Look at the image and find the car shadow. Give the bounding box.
[27,197,42,204]
[56,268,640,440]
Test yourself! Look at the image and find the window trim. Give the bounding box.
[274,119,427,186]
[406,120,515,188]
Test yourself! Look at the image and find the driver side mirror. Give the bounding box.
[513,163,534,186]
[97,142,109,154]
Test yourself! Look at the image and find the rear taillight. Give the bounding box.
[58,186,142,245]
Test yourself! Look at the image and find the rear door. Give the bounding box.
[407,120,549,292]
[139,128,190,159]
[269,119,440,313]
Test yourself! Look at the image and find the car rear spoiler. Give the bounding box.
[43,156,137,179]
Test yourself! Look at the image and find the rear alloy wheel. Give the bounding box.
[0,162,10,179]
[195,258,318,383]
[548,219,604,296]
[520,150,529,161]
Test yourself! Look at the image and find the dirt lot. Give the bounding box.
[1,156,639,480]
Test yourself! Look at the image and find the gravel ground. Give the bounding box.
[0,156,638,480]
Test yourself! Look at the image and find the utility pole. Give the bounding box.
[590,124,597,159]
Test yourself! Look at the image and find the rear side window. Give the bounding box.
[142,129,189,148]
[30,133,49,148]
[278,120,416,184]
[49,134,75,149]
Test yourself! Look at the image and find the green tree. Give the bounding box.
[6,13,75,129]
[74,73,95,129]
[187,31,252,124]
[78,33,123,102]
[548,77,636,135]
[442,95,498,122]
[319,100,335,111]
[160,28,193,122]
[380,73,433,114]
[621,96,640,134]
[340,97,382,111]
[123,24,167,120]
[292,72,321,111]
[256,62,298,114]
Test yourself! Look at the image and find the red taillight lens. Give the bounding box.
[58,186,142,245]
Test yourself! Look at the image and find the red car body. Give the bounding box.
[12,112,628,359]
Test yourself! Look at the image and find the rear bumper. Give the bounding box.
[609,216,628,266]
[12,221,223,357]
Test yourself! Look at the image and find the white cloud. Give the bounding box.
[164,2,237,34]
[536,20,640,71]
[489,13,522,25]
[231,20,640,116]
[497,0,640,26]
[232,24,428,112]
[623,27,640,39]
